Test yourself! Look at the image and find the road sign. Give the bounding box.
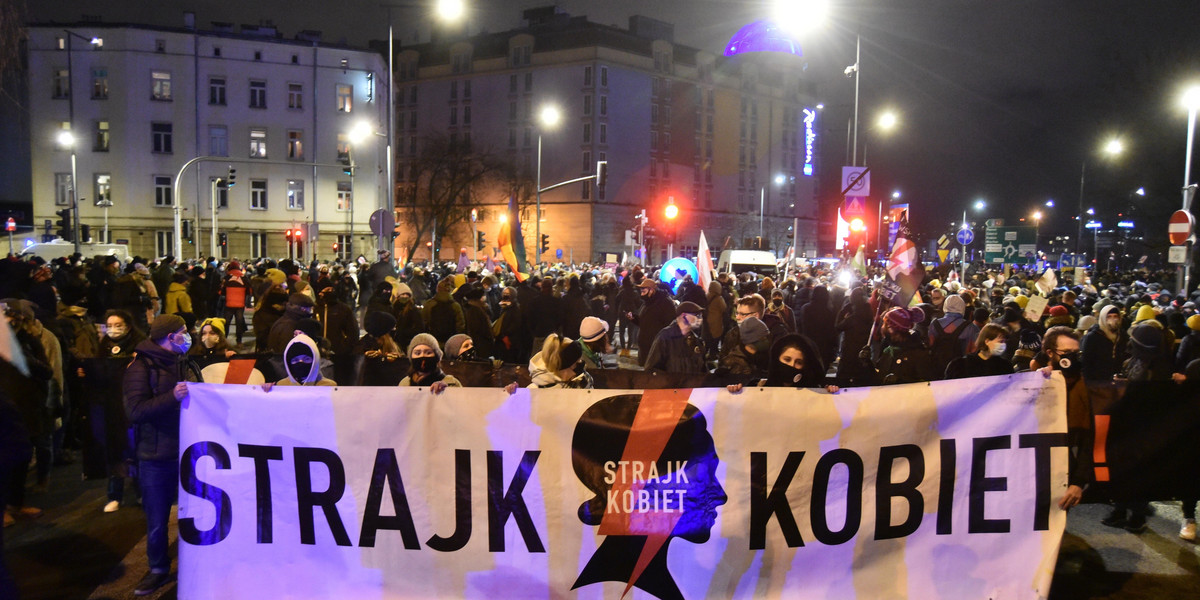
[4,218,14,232]
[937,234,952,250]
[844,196,866,216]
[984,226,1036,264]
[369,209,396,252]
[1169,246,1188,264]
[841,166,871,197]
[985,218,1004,227]
[956,228,974,245]
[1060,253,1088,268]
[1169,210,1193,246]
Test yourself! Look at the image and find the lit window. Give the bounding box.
[336,84,352,112]
[337,181,352,212]
[151,71,172,101]
[286,180,304,210]
[93,120,109,152]
[249,128,267,158]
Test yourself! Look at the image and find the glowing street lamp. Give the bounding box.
[877,111,898,131]
[436,0,465,22]
[535,104,561,260]
[1076,136,1126,254]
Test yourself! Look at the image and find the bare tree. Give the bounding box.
[396,133,511,264]
[0,0,26,107]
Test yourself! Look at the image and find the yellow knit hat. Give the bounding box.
[1188,314,1200,331]
[1133,305,1156,324]
[200,317,227,338]
[1014,295,1029,309]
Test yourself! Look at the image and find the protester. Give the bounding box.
[944,323,1014,379]
[629,278,675,366]
[359,311,404,386]
[123,314,201,596]
[576,316,611,369]
[643,301,707,374]
[399,333,461,392]
[876,306,934,384]
[276,333,337,386]
[528,333,593,389]
[190,318,236,360]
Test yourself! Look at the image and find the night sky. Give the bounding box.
[30,0,1200,241]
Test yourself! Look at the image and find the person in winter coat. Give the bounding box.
[122,314,201,596]
[1175,314,1200,380]
[717,316,771,380]
[491,287,524,364]
[1,301,54,524]
[163,272,193,317]
[766,289,796,334]
[928,294,969,380]
[526,278,566,355]
[834,286,875,387]
[358,311,404,386]
[944,323,1014,379]
[614,276,641,350]
[275,333,337,386]
[422,277,466,346]
[189,318,236,360]
[1081,305,1128,382]
[86,310,145,512]
[629,278,677,366]
[252,281,289,352]
[643,301,707,374]
[399,333,461,392]
[799,286,837,370]
[528,333,593,389]
[876,306,935,384]
[703,281,728,359]
[728,333,838,393]
[267,293,316,353]
[461,287,495,359]
[219,264,250,346]
[317,287,360,385]
[561,275,592,340]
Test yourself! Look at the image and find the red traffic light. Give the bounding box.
[293,228,304,239]
[664,203,679,220]
[849,218,866,232]
[285,229,293,239]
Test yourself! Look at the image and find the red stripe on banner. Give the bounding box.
[1093,414,1110,481]
[223,358,257,384]
[598,388,691,598]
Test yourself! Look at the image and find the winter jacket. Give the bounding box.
[876,334,935,385]
[634,290,677,366]
[123,340,200,462]
[421,292,466,345]
[527,351,594,389]
[704,282,728,340]
[319,301,360,357]
[643,323,707,374]
[164,281,193,315]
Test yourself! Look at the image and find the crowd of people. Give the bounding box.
[2,248,1200,595]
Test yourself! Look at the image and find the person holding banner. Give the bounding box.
[528,333,593,389]
[876,307,935,385]
[122,313,201,596]
[1038,326,1092,512]
[944,323,1014,379]
[398,333,461,393]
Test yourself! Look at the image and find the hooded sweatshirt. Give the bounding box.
[1081,304,1128,381]
[276,333,336,386]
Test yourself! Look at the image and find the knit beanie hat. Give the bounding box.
[393,282,413,297]
[199,317,226,338]
[149,313,186,341]
[1188,314,1200,332]
[363,311,397,338]
[884,307,924,332]
[1076,315,1097,333]
[1014,295,1029,309]
[738,316,769,344]
[1129,322,1163,351]
[444,334,471,358]
[1048,305,1069,318]
[407,333,443,360]
[1134,305,1156,324]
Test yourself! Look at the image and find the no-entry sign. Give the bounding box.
[1169,210,1193,246]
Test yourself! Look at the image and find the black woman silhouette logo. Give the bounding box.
[570,390,727,600]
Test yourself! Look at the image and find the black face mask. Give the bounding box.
[572,361,586,376]
[458,348,478,361]
[412,356,439,374]
[778,363,805,386]
[1054,350,1082,374]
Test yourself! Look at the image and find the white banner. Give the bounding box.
[179,373,1068,599]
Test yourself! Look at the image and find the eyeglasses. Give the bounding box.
[736,311,756,317]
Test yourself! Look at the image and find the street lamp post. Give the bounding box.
[1076,139,1124,255]
[56,131,80,254]
[1180,86,1200,292]
[535,105,560,265]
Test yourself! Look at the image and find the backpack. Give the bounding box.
[428,300,458,344]
[928,317,965,380]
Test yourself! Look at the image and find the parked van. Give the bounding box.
[716,249,778,278]
[20,240,130,263]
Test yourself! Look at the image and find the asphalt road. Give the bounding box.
[5,458,1200,599]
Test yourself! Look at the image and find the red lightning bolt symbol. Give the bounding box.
[598,388,691,598]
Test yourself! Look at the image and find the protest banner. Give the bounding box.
[179,373,1068,599]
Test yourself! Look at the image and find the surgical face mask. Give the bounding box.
[106,324,127,339]
[412,356,439,374]
[988,341,1007,356]
[686,315,703,332]
[169,331,191,354]
[201,333,220,349]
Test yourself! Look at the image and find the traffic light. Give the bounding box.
[285,228,294,242]
[54,208,73,241]
[596,160,608,194]
[293,228,304,240]
[848,217,866,252]
[664,199,679,244]
[343,164,354,176]
[226,167,237,188]
[181,219,193,241]
[476,231,487,252]
[218,232,227,248]
[540,234,550,255]
[80,224,90,243]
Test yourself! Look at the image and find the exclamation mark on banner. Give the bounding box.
[1093,415,1110,482]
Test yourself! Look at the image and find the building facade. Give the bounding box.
[25,17,387,261]
[395,8,822,265]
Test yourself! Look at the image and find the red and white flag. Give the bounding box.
[697,231,714,291]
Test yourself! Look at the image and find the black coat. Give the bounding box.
[122,340,200,462]
[635,291,677,366]
[319,301,360,357]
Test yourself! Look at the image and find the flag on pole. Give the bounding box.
[456,248,470,273]
[697,231,714,291]
[883,207,925,307]
[851,244,867,278]
[496,195,529,282]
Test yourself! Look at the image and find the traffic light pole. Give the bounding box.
[533,161,607,266]
[69,151,80,254]
[210,178,219,259]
